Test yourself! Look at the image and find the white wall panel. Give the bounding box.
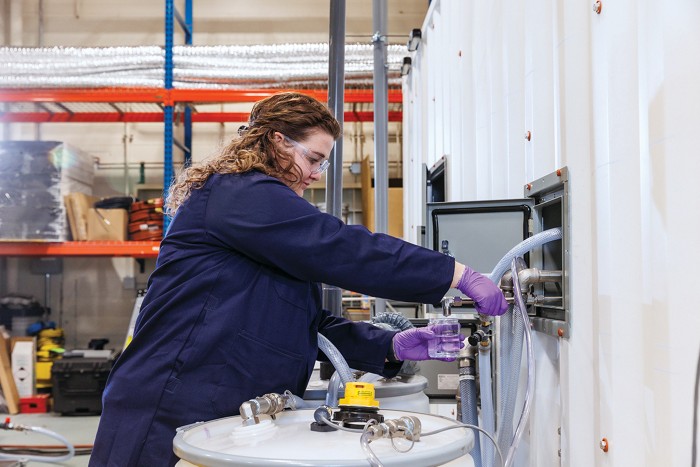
[404,0,700,465]
[503,0,526,191]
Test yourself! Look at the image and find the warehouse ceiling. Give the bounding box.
[4,0,429,48]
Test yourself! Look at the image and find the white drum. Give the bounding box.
[174,408,474,467]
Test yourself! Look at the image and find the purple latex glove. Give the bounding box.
[457,266,509,316]
[392,326,464,362]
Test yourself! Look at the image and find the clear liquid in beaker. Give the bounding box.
[428,317,462,359]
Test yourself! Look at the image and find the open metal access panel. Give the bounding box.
[423,167,570,338]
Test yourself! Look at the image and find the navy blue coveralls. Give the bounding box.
[90,171,455,466]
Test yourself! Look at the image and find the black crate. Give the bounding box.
[51,357,113,415]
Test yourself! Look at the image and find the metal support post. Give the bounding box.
[323,0,347,318]
[163,0,175,232]
[372,0,389,316]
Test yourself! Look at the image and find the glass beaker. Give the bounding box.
[428,317,462,359]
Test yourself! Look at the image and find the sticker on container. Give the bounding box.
[437,374,459,390]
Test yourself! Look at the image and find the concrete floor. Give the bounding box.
[0,413,99,466]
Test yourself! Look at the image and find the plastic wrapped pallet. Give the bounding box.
[0,141,94,241]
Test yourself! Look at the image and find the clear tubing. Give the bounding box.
[325,370,343,407]
[477,227,562,466]
[286,393,319,410]
[504,257,535,467]
[360,431,384,467]
[487,228,563,284]
[497,304,523,458]
[479,346,496,467]
[0,426,75,463]
[460,368,482,467]
[317,333,354,384]
[422,423,504,467]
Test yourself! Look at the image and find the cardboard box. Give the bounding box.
[11,338,35,398]
[87,208,128,241]
[360,156,404,238]
[64,192,98,241]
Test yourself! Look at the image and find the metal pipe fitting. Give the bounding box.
[442,294,516,317]
[313,405,334,424]
[528,295,564,305]
[517,268,562,287]
[500,271,514,291]
[468,329,488,346]
[364,416,422,441]
[239,392,290,426]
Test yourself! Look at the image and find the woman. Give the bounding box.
[90,92,507,466]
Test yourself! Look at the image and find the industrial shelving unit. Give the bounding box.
[0,87,401,258]
[0,0,402,257]
[0,241,160,258]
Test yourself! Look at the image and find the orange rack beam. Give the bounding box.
[0,88,403,104]
[0,241,160,258]
[0,111,403,124]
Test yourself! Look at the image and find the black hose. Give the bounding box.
[93,196,134,210]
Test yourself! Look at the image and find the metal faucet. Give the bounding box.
[440,295,463,316]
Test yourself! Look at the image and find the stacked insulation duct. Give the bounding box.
[0,43,406,89]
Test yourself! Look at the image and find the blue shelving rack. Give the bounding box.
[164,0,193,231]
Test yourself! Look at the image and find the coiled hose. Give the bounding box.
[370,312,414,332]
[371,312,418,375]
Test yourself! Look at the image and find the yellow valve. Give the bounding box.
[338,382,379,407]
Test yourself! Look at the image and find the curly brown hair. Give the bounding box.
[165,92,342,217]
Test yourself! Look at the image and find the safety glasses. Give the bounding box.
[283,135,330,174]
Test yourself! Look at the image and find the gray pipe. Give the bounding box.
[372,0,389,317]
[322,0,346,319]
[327,0,345,220]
